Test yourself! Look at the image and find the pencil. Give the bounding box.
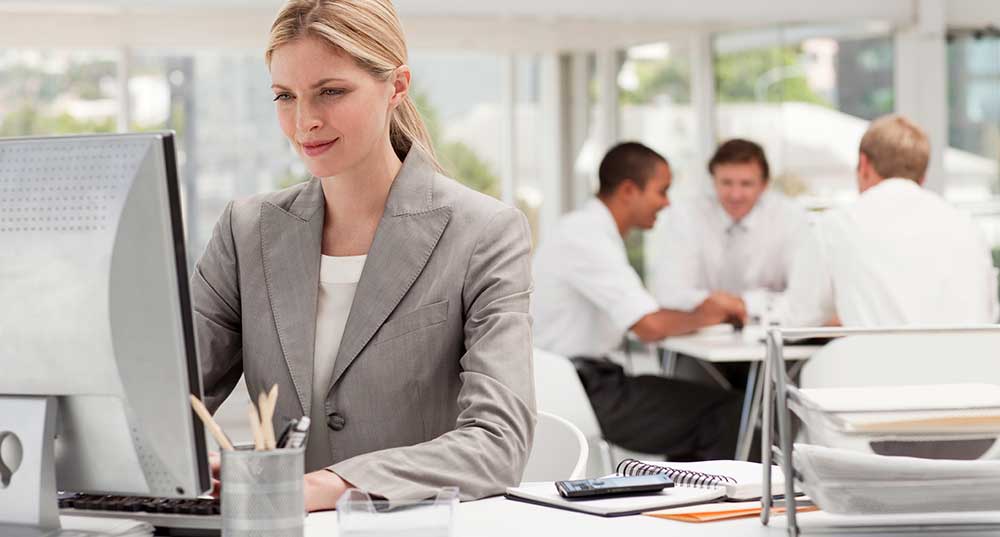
[260,384,279,450]
[189,395,234,451]
[248,402,265,451]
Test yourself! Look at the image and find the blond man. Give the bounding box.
[786,114,998,326]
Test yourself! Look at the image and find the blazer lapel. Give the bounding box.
[328,149,452,389]
[260,179,324,417]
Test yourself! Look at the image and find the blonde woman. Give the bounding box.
[192,0,535,510]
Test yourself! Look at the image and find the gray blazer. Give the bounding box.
[191,148,536,503]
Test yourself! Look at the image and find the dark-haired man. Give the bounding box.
[532,142,745,460]
[650,139,808,322]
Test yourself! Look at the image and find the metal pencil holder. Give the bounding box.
[221,447,305,537]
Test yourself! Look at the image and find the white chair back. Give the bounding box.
[533,349,603,437]
[522,411,589,482]
[533,348,615,475]
[801,333,1000,388]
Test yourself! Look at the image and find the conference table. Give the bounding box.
[658,325,823,461]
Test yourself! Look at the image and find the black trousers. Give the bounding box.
[572,356,742,461]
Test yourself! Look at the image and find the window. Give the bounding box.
[947,32,1000,203]
[947,31,1000,297]
[512,54,544,243]
[619,42,696,193]
[619,42,694,280]
[409,51,502,199]
[128,51,295,256]
[0,49,119,137]
[713,23,894,206]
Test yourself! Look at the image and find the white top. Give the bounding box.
[649,190,809,318]
[785,179,998,327]
[531,199,659,357]
[306,253,366,471]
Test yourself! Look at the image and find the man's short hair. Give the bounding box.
[859,114,930,182]
[598,142,668,197]
[707,138,770,181]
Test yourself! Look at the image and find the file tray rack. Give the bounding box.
[786,384,1000,459]
[337,486,458,537]
[758,325,1000,537]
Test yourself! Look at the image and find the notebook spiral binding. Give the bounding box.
[616,458,738,488]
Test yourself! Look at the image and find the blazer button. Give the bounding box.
[328,413,346,431]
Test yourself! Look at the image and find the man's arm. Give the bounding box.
[631,292,747,342]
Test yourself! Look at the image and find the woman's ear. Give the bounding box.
[389,65,411,109]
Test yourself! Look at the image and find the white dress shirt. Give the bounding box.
[531,199,659,358]
[786,178,999,327]
[649,190,809,317]
[307,253,366,471]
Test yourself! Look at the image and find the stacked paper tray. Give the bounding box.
[787,383,1000,460]
[792,443,1000,516]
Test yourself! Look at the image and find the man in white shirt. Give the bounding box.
[786,114,999,327]
[650,139,809,321]
[532,142,747,459]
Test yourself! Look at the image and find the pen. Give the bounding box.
[276,418,298,448]
[280,416,311,449]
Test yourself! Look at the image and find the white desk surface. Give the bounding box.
[660,325,821,363]
[304,495,772,537]
[303,495,996,537]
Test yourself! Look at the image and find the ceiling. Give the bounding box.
[0,0,997,51]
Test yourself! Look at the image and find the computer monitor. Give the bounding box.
[0,132,210,534]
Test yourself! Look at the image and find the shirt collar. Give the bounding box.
[585,198,625,242]
[708,190,769,233]
[865,177,921,197]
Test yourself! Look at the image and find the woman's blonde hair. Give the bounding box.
[266,0,441,171]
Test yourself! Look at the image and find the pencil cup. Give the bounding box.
[221,447,305,537]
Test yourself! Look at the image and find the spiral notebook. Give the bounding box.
[617,458,786,501]
[504,459,786,517]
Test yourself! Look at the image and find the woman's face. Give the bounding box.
[270,36,399,178]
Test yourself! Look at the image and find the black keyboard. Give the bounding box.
[59,493,220,536]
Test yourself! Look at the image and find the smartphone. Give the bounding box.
[555,474,674,499]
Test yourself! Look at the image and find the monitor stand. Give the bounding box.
[0,396,81,537]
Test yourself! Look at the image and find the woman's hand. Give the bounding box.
[211,452,351,510]
[304,469,352,512]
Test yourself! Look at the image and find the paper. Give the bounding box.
[796,384,1000,413]
[60,515,154,537]
[795,443,1000,515]
[780,509,1000,531]
[645,500,817,523]
[627,459,786,500]
[841,409,1000,434]
[504,481,724,516]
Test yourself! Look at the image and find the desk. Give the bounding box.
[659,325,822,461]
[303,495,990,537]
[304,495,771,537]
